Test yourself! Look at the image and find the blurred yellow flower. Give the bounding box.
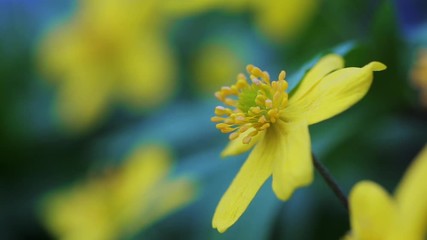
[211,54,386,232]
[250,0,319,42]
[192,42,246,96]
[163,0,247,17]
[41,145,197,240]
[411,48,427,107]
[38,0,176,133]
[164,0,318,42]
[345,145,427,240]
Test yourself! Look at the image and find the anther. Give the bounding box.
[273,92,281,107]
[229,132,240,140]
[239,124,250,133]
[224,98,237,106]
[250,67,263,77]
[215,106,231,116]
[221,86,233,95]
[211,116,224,122]
[265,99,273,108]
[255,95,266,107]
[262,71,270,83]
[235,116,245,124]
[216,123,229,129]
[250,106,261,114]
[246,64,254,73]
[248,130,258,137]
[279,70,286,81]
[242,135,252,144]
[260,123,270,130]
[215,92,224,101]
[214,64,290,139]
[258,115,267,123]
[220,126,235,133]
[250,77,262,85]
[268,109,279,123]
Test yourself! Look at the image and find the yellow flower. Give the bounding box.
[250,0,319,42]
[192,42,246,96]
[211,54,386,232]
[38,0,176,133]
[41,145,197,240]
[163,0,318,42]
[162,0,247,17]
[345,145,427,240]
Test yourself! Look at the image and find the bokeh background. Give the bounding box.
[0,0,426,239]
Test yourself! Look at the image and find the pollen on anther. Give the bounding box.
[213,64,290,142]
[279,70,286,81]
[242,136,252,144]
[229,132,240,140]
[250,106,261,114]
[215,106,234,116]
[250,67,263,77]
[246,64,254,73]
[265,99,273,108]
[211,116,223,122]
[215,92,224,101]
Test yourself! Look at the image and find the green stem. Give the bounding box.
[312,153,348,210]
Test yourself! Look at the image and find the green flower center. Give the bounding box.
[212,64,289,144]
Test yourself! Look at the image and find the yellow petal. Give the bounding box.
[291,54,344,102]
[212,137,274,233]
[392,145,427,239]
[42,181,116,240]
[115,145,173,205]
[118,33,176,110]
[348,181,397,240]
[288,61,386,125]
[221,130,264,157]
[271,121,313,201]
[55,71,114,133]
[252,0,319,42]
[126,177,197,234]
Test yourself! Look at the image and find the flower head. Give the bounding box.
[41,145,197,240]
[211,54,386,233]
[38,0,176,133]
[212,65,288,144]
[345,145,427,240]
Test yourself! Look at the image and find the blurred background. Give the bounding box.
[0,0,426,239]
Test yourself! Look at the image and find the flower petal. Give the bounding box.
[56,71,114,133]
[271,121,313,201]
[118,34,176,110]
[349,181,398,240]
[392,145,427,239]
[132,177,197,232]
[290,54,344,102]
[212,137,274,233]
[288,61,386,124]
[221,130,264,157]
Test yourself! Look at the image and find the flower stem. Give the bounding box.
[312,153,348,210]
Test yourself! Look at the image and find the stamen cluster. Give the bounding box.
[212,64,289,144]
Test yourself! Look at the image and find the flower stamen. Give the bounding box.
[213,65,289,144]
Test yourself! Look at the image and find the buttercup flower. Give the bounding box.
[192,42,246,96]
[251,0,319,42]
[211,54,386,232]
[38,0,176,133]
[41,145,197,240]
[345,145,427,240]
[164,0,317,42]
